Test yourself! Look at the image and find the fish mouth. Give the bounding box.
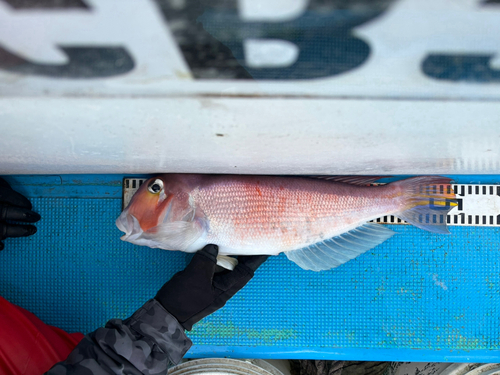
[116,210,175,250]
[116,210,143,240]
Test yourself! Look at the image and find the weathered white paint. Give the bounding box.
[1,97,499,175]
[0,0,499,175]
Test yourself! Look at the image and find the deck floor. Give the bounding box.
[0,175,499,362]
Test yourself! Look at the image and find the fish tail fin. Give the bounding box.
[392,176,457,234]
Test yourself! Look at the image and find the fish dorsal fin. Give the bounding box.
[285,223,394,271]
[306,176,390,186]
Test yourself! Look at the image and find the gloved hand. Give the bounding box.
[155,244,268,331]
[0,177,41,251]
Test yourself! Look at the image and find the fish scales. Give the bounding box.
[191,176,399,253]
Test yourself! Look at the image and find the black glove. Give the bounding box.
[155,244,268,331]
[0,177,41,251]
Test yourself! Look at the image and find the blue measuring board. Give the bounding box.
[0,175,499,363]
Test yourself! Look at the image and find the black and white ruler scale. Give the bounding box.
[374,184,500,227]
[122,178,500,227]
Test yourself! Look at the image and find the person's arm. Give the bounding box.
[46,299,191,375]
[46,245,268,375]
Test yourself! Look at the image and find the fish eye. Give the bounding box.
[148,179,164,194]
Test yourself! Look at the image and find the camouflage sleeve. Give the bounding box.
[45,299,192,375]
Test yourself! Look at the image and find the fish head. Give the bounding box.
[116,175,182,246]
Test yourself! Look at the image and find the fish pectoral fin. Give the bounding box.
[141,221,203,251]
[216,255,238,270]
[285,223,394,271]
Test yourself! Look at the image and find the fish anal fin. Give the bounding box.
[285,223,394,271]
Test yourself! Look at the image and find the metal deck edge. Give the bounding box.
[188,346,500,363]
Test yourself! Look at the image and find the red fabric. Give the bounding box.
[0,296,84,375]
